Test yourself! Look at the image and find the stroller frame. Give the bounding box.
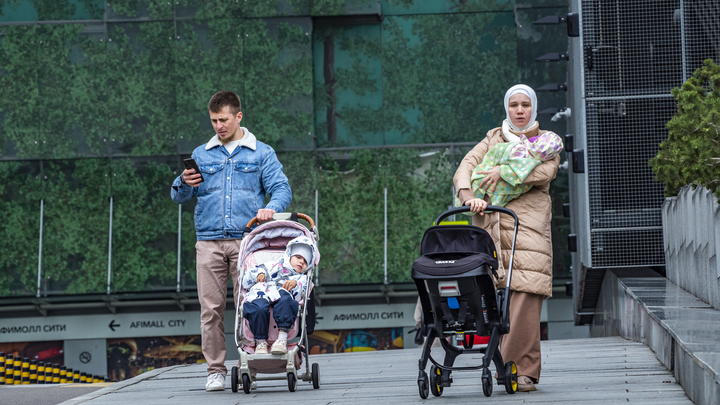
[231,213,320,394]
[412,206,520,399]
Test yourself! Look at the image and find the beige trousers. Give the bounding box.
[196,240,242,375]
[499,290,543,383]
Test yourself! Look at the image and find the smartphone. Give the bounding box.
[182,158,204,183]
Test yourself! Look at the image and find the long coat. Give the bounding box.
[453,127,560,297]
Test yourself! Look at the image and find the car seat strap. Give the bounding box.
[439,301,456,326]
[457,300,468,325]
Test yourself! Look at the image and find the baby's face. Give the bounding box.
[289,255,308,273]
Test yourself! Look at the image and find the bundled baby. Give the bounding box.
[241,236,316,354]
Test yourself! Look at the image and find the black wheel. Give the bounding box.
[429,365,443,397]
[231,367,239,393]
[312,363,320,389]
[242,374,252,394]
[418,372,429,399]
[482,377,493,397]
[482,367,492,397]
[504,361,518,394]
[287,373,297,392]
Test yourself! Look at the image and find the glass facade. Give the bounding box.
[0,0,571,296]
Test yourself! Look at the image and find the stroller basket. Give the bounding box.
[412,205,519,399]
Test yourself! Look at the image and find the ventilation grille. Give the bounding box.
[584,97,674,267]
[582,0,683,98]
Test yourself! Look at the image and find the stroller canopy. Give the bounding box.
[412,225,498,278]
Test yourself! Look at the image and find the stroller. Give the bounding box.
[412,205,519,399]
[231,212,320,394]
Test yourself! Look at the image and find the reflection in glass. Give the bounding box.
[0,161,42,296]
[106,22,176,157]
[314,24,382,148]
[243,0,311,18]
[381,0,512,16]
[0,25,38,159]
[175,18,243,154]
[42,159,110,295]
[110,157,179,292]
[315,148,454,284]
[243,18,313,149]
[37,24,108,159]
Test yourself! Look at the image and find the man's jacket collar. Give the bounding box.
[205,127,257,151]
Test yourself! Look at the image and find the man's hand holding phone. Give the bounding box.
[182,168,203,187]
[182,158,204,187]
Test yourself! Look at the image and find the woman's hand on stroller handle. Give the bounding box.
[464,197,488,214]
[435,205,519,227]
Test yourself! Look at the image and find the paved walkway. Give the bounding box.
[56,336,691,405]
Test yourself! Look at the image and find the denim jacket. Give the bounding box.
[171,128,292,240]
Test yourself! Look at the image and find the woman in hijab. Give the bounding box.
[453,84,563,392]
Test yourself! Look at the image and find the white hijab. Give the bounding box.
[502,84,538,141]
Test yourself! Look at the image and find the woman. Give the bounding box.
[453,84,561,392]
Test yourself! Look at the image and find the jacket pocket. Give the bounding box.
[198,164,224,192]
[233,162,260,191]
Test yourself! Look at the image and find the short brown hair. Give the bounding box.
[208,91,241,114]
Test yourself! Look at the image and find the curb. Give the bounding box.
[58,365,185,405]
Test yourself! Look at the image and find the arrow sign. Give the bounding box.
[109,320,120,331]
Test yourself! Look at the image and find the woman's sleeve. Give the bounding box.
[453,133,492,196]
[521,155,561,186]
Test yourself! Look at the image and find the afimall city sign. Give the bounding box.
[0,302,417,342]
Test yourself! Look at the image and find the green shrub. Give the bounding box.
[650,59,720,200]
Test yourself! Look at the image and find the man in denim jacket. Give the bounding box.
[171,91,291,392]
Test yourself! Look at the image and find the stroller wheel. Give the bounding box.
[287,372,298,392]
[231,366,239,393]
[242,374,252,394]
[418,371,429,399]
[311,363,320,389]
[504,361,518,394]
[429,365,443,397]
[481,368,493,397]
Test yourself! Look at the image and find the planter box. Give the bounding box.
[662,185,720,311]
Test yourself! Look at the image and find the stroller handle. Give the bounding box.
[245,212,316,229]
[434,205,518,227]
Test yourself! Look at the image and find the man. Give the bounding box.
[171,90,291,391]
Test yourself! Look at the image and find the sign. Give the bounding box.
[315,303,417,330]
[0,302,418,343]
[0,311,203,343]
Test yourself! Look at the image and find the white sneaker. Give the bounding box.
[255,340,268,354]
[271,338,287,354]
[205,372,226,392]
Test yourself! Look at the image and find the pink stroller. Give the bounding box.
[231,213,320,393]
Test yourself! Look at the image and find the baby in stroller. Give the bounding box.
[232,213,321,394]
[241,236,315,355]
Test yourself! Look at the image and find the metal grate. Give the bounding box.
[585,97,674,267]
[577,0,720,269]
[684,0,720,74]
[582,0,683,98]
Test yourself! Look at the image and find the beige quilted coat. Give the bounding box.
[453,126,560,297]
